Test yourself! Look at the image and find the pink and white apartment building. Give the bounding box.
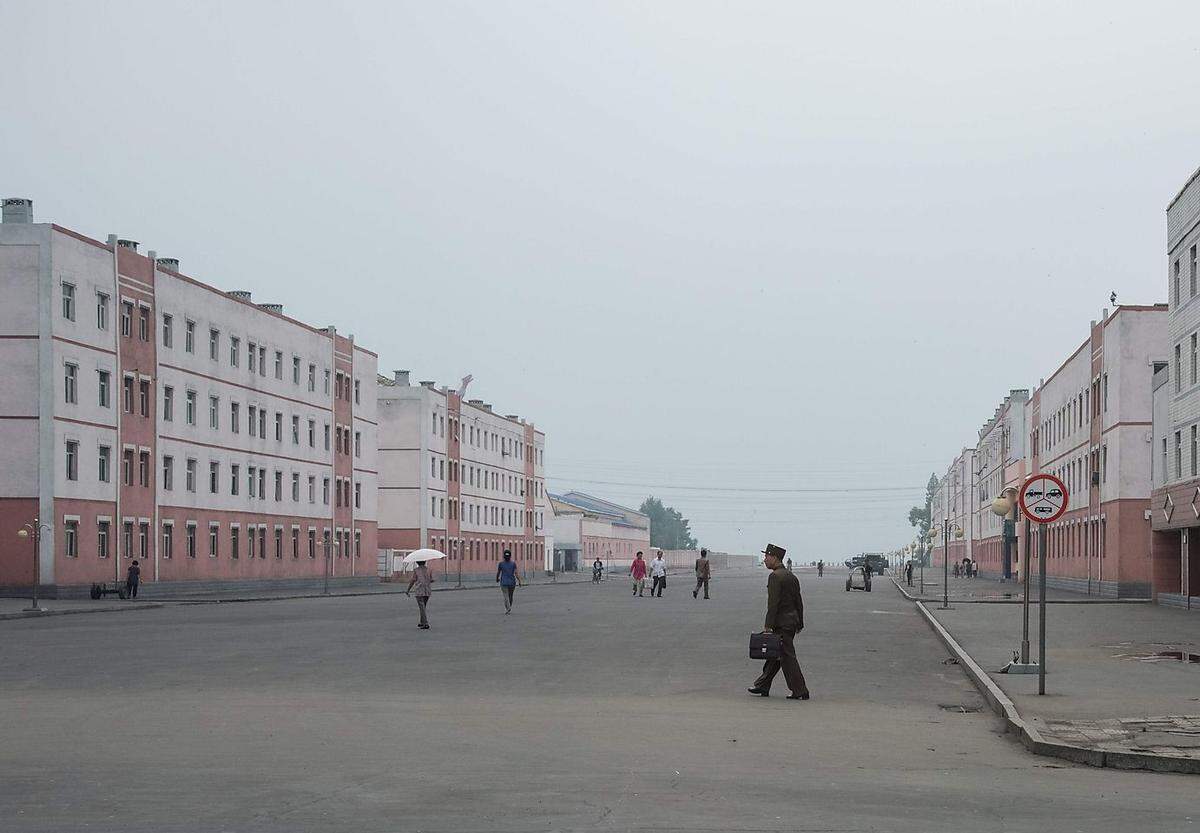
[1025,305,1167,596]
[0,198,378,596]
[549,491,651,572]
[376,372,549,579]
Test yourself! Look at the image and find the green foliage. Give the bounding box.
[906,473,939,566]
[639,496,698,550]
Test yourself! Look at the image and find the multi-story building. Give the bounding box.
[971,390,1028,578]
[376,372,549,579]
[549,491,650,570]
[1027,304,1166,596]
[1151,167,1200,608]
[0,198,378,596]
[930,447,975,569]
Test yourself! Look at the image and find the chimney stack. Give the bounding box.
[117,239,139,252]
[228,290,252,302]
[257,303,283,314]
[157,257,180,272]
[2,198,33,224]
[419,380,435,389]
[393,370,410,386]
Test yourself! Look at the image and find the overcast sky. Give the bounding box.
[5,2,1200,559]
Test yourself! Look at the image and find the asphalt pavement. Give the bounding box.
[0,568,1194,832]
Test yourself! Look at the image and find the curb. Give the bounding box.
[891,578,1150,605]
[0,603,164,621]
[894,578,1199,775]
[153,576,599,605]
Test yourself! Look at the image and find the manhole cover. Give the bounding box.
[938,703,983,713]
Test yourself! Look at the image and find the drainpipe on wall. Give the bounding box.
[109,235,122,585]
[149,252,160,584]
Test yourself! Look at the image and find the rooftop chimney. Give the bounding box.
[156,257,180,272]
[468,398,483,405]
[257,303,283,314]
[117,239,139,252]
[481,403,493,412]
[419,380,435,389]
[506,414,519,420]
[393,370,410,386]
[228,290,252,302]
[2,198,33,224]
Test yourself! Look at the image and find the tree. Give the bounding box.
[906,473,938,566]
[639,496,698,550]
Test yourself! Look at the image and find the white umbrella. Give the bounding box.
[402,548,446,565]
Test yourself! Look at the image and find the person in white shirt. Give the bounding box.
[650,552,668,597]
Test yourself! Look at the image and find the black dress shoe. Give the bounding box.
[787,693,810,700]
[747,688,769,697]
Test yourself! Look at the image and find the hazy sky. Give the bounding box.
[5,2,1200,559]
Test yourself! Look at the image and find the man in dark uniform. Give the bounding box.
[693,548,711,599]
[748,544,810,700]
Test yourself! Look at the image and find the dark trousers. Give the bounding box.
[501,585,515,611]
[416,595,429,626]
[126,579,139,599]
[694,577,709,598]
[752,628,808,696]
[651,575,665,597]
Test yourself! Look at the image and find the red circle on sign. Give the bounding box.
[1019,473,1068,524]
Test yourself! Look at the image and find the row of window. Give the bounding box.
[1174,333,1200,394]
[60,282,362,403]
[62,517,362,561]
[1032,374,1109,456]
[430,456,543,499]
[61,365,363,458]
[1172,243,1199,307]
[426,536,540,562]
[429,496,539,530]
[1165,425,1200,483]
[433,411,543,466]
[63,441,363,509]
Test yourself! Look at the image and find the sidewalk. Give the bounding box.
[0,596,162,620]
[896,572,1147,603]
[898,578,1200,773]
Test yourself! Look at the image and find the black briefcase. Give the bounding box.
[749,632,782,661]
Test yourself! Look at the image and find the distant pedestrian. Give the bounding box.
[630,552,647,596]
[863,561,873,580]
[650,552,668,597]
[747,544,810,701]
[405,560,434,629]
[497,549,522,614]
[786,558,793,571]
[817,560,824,578]
[693,548,711,599]
[125,560,141,599]
[904,560,914,586]
[592,557,604,583]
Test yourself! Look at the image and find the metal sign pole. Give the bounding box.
[941,518,951,609]
[1021,518,1031,664]
[1038,521,1047,695]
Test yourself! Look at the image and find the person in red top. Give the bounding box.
[630,551,648,597]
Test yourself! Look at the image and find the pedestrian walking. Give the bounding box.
[650,551,668,597]
[630,552,648,596]
[747,544,810,701]
[693,548,711,599]
[125,560,141,599]
[904,560,914,586]
[497,549,522,614]
[817,560,824,578]
[405,560,434,629]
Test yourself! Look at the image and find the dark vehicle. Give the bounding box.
[1047,488,1063,499]
[1033,505,1054,515]
[1026,488,1043,498]
[844,552,888,575]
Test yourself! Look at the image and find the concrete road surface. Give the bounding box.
[0,569,1193,832]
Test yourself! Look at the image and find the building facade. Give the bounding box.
[1026,305,1166,596]
[971,390,1028,578]
[376,372,548,579]
[930,447,976,569]
[0,198,378,595]
[1150,167,1200,608]
[549,491,650,571]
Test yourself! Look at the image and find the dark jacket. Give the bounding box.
[765,567,803,632]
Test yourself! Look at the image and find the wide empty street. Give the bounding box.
[1,571,1193,832]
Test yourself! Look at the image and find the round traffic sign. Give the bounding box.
[1019,473,1068,524]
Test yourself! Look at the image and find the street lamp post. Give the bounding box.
[994,487,1039,676]
[16,519,50,613]
[940,519,963,610]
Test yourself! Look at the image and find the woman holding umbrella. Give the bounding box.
[404,548,446,629]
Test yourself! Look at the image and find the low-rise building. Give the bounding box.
[1027,305,1167,596]
[0,198,378,596]
[549,491,650,571]
[1150,167,1200,608]
[376,372,548,579]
